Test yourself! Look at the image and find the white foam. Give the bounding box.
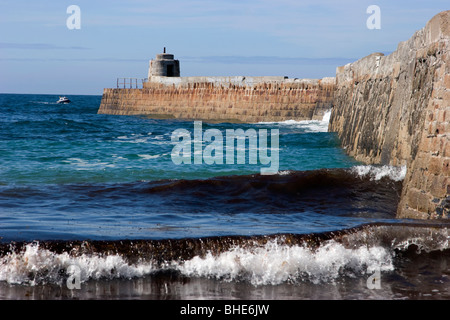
[30,101,57,105]
[0,239,394,286]
[176,239,393,285]
[0,243,155,286]
[257,110,331,133]
[138,154,161,160]
[351,165,407,181]
[321,110,331,123]
[115,133,166,144]
[63,158,116,170]
[390,226,450,253]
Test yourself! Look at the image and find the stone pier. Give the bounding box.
[98,76,335,123]
[329,11,450,219]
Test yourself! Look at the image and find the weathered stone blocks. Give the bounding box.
[98,78,335,123]
[98,12,449,221]
[329,10,450,219]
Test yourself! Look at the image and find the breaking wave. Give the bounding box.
[1,222,449,286]
[257,110,331,133]
[351,165,407,182]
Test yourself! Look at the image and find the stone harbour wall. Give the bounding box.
[329,11,450,219]
[98,77,335,123]
[98,10,449,220]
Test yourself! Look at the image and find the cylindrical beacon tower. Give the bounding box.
[148,49,180,78]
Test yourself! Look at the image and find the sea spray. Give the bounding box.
[0,242,156,286]
[1,222,450,287]
[257,110,332,133]
[177,239,394,285]
[0,240,394,287]
[351,165,407,181]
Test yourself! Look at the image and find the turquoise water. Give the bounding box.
[0,93,408,242]
[2,93,450,301]
[0,94,356,185]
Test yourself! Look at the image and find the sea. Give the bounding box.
[0,93,449,305]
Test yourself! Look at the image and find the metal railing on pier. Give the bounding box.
[116,78,148,89]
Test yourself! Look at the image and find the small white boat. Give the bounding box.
[57,96,71,104]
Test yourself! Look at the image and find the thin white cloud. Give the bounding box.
[77,0,367,56]
[0,43,90,50]
[0,55,356,66]
[181,55,356,65]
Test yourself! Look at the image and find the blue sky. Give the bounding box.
[0,1,448,95]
